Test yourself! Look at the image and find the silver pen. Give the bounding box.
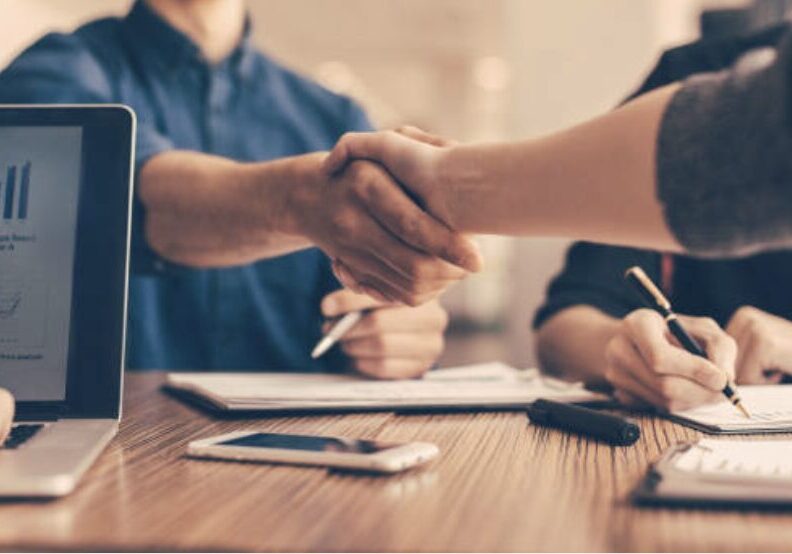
[311,310,364,359]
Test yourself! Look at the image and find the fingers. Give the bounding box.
[603,309,733,412]
[726,306,792,385]
[321,289,390,318]
[333,302,448,380]
[674,314,737,381]
[326,161,480,304]
[352,358,432,380]
[345,161,482,272]
[331,258,359,291]
[333,252,449,306]
[0,388,15,444]
[332,258,403,303]
[605,334,722,411]
[734,332,769,384]
[311,157,480,304]
[330,302,449,339]
[341,332,443,359]
[605,334,666,407]
[624,310,732,390]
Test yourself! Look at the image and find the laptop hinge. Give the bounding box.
[14,402,66,422]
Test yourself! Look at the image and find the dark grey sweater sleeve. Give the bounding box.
[657,30,792,256]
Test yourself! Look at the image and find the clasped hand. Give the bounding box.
[297,127,461,305]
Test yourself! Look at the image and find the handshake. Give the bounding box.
[290,126,475,305]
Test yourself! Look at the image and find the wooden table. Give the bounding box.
[2,372,792,552]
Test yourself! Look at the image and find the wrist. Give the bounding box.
[245,152,325,237]
[436,145,484,233]
[284,152,327,237]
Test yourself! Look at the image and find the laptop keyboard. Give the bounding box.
[2,424,44,449]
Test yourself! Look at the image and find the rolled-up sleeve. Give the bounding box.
[657,29,792,256]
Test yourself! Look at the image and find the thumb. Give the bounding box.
[324,131,420,179]
[324,131,391,175]
[675,315,737,383]
[395,125,457,148]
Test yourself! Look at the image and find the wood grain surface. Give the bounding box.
[1,372,792,552]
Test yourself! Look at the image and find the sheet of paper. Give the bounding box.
[672,385,792,430]
[672,439,792,485]
[167,363,603,408]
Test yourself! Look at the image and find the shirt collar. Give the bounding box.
[124,0,256,79]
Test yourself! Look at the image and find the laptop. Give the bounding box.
[0,106,135,497]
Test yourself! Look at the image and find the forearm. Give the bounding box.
[138,150,314,267]
[439,84,682,251]
[535,306,621,385]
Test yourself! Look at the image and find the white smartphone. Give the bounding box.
[187,431,439,474]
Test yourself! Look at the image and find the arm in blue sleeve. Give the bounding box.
[0,32,114,104]
[339,96,375,134]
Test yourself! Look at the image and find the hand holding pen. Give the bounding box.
[313,289,448,380]
[620,267,750,417]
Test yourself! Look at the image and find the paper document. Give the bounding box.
[670,385,792,433]
[165,362,606,413]
[673,439,792,485]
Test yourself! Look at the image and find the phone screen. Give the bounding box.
[219,432,395,454]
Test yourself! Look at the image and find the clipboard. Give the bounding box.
[633,441,792,508]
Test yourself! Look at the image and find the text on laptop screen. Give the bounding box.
[0,127,82,401]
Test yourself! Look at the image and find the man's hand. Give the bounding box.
[320,289,448,379]
[324,129,457,229]
[726,306,792,384]
[139,149,481,306]
[287,152,481,306]
[604,309,736,411]
[0,388,14,444]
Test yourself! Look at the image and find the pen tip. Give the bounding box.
[311,339,330,359]
[737,402,751,419]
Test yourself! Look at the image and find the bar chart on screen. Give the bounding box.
[0,159,46,348]
[0,126,81,399]
[0,161,32,222]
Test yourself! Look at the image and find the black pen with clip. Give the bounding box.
[624,266,750,419]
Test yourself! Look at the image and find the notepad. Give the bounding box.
[668,385,792,434]
[164,362,607,413]
[633,438,792,507]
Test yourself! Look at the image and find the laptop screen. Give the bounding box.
[0,126,82,401]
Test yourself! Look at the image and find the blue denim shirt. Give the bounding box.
[0,1,372,371]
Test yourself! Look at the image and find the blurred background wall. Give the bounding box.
[3,0,786,368]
